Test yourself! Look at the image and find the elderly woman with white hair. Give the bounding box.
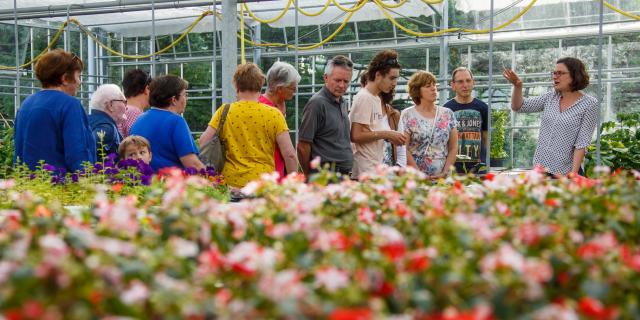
[88,84,127,160]
[257,61,301,177]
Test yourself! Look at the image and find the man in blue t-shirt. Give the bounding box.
[443,67,488,174]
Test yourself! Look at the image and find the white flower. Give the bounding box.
[315,267,349,292]
[171,237,199,258]
[121,280,150,305]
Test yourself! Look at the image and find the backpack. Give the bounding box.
[199,104,230,171]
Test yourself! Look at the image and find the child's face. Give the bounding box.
[124,145,152,164]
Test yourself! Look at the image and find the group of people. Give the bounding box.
[13,48,598,189]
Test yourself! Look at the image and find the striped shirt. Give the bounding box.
[518,90,599,175]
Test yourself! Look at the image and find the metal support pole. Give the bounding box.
[595,0,605,166]
[221,0,238,104]
[65,4,71,51]
[211,1,218,113]
[294,0,299,143]
[151,0,157,76]
[88,33,96,94]
[253,23,261,65]
[13,0,20,116]
[438,0,449,101]
[30,27,34,94]
[486,0,494,169]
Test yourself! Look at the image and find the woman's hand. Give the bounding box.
[503,68,523,87]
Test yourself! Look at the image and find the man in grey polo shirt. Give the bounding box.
[298,55,354,177]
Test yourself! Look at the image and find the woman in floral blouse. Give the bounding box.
[398,71,458,178]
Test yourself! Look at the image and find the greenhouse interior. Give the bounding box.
[0,0,639,318]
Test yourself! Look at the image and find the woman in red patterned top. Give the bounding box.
[259,61,301,178]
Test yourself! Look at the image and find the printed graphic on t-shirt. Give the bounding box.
[454,109,482,162]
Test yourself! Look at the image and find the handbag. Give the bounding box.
[199,104,231,171]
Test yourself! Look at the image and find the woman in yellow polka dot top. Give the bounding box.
[199,63,298,188]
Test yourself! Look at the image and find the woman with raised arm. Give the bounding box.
[503,57,599,176]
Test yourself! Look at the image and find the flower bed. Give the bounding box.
[0,167,639,319]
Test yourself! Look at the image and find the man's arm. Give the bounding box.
[297,140,312,176]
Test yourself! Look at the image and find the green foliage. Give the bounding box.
[585,112,640,175]
[0,125,14,177]
[490,109,508,159]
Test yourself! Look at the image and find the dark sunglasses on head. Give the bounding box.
[331,57,353,68]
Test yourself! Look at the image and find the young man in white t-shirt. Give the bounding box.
[349,50,408,178]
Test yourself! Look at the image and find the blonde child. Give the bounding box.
[118,135,152,164]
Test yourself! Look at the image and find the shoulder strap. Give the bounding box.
[217,104,231,136]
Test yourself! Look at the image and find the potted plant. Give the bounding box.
[490,109,509,167]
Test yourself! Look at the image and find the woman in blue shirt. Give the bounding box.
[130,75,205,172]
[14,49,96,172]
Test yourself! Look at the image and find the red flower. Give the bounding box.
[578,297,618,319]
[544,198,560,208]
[373,280,394,297]
[329,308,372,320]
[406,251,431,272]
[620,245,640,272]
[111,183,123,193]
[380,241,406,262]
[484,173,495,181]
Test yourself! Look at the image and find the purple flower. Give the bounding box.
[106,153,118,162]
[29,173,36,180]
[93,163,104,173]
[71,173,79,183]
[56,167,67,176]
[136,162,153,176]
[43,164,56,171]
[184,167,197,175]
[51,175,66,185]
[105,168,120,175]
[104,159,115,168]
[140,174,152,186]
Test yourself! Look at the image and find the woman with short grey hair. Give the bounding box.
[88,84,127,160]
[258,61,301,177]
[260,61,301,115]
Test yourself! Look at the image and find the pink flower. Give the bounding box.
[480,244,525,274]
[310,156,321,169]
[226,242,278,276]
[121,280,149,305]
[358,206,376,224]
[258,270,306,300]
[532,304,578,320]
[577,232,617,260]
[523,258,553,283]
[315,267,349,292]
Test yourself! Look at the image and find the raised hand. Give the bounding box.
[503,68,523,87]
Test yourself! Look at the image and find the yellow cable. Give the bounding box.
[462,0,537,34]
[297,0,331,17]
[3,0,638,70]
[376,0,408,9]
[373,0,537,37]
[0,22,67,70]
[603,1,640,20]
[242,0,292,24]
[240,5,246,64]
[332,0,368,13]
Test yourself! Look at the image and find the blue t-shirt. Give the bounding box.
[130,108,199,172]
[443,98,488,173]
[14,90,96,172]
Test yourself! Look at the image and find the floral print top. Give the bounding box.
[398,106,457,176]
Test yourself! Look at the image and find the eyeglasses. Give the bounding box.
[551,71,570,77]
[110,99,127,105]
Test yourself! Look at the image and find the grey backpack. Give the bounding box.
[199,104,230,171]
